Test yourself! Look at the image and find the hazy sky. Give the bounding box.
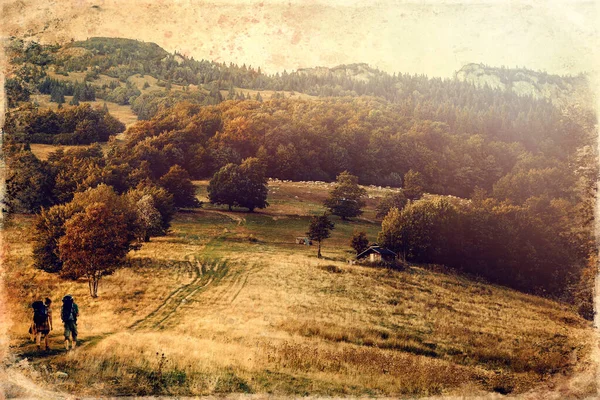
[1,0,598,78]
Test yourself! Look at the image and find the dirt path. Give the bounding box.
[203,208,247,226]
[197,263,261,309]
[129,259,231,330]
[129,258,261,330]
[129,260,207,330]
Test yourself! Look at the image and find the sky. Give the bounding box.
[1,0,598,78]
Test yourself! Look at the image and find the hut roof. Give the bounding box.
[356,246,397,259]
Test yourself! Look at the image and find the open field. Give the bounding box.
[29,94,137,160]
[3,181,594,397]
[30,94,139,128]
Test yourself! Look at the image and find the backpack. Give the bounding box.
[62,296,75,322]
[32,301,48,325]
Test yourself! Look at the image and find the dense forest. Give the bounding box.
[3,36,597,318]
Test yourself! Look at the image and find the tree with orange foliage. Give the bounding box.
[58,202,132,297]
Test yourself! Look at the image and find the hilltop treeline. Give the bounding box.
[119,98,588,198]
[8,37,595,131]
[11,37,588,101]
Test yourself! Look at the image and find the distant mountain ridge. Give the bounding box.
[455,63,593,109]
[17,36,593,108]
[297,63,385,83]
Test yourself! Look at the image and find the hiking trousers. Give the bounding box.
[64,320,77,341]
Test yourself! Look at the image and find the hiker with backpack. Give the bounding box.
[61,295,79,350]
[31,298,53,351]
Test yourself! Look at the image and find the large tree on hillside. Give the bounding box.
[324,171,367,220]
[237,157,269,212]
[125,182,175,235]
[378,198,459,263]
[307,213,335,259]
[32,184,139,275]
[58,202,132,297]
[133,194,163,242]
[208,163,240,211]
[208,158,269,212]
[159,165,198,208]
[33,205,69,273]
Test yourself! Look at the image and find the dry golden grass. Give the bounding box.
[47,70,120,87]
[31,94,138,128]
[222,88,316,101]
[3,182,594,397]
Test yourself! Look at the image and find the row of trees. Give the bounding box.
[4,143,196,215]
[322,170,424,221]
[4,104,125,145]
[38,77,96,103]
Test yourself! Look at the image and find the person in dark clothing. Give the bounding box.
[32,298,52,351]
[61,295,79,350]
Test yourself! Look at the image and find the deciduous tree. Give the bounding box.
[5,151,54,213]
[403,169,425,200]
[58,202,132,297]
[237,157,269,212]
[307,213,335,258]
[159,165,198,208]
[207,163,240,211]
[375,191,408,219]
[324,171,366,220]
[350,230,369,255]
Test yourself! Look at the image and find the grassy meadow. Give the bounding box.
[4,180,595,397]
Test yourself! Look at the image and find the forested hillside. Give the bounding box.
[456,63,593,109]
[3,33,599,398]
[7,37,596,120]
[3,36,597,315]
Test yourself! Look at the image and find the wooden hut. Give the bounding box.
[356,246,397,263]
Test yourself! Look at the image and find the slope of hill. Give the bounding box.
[3,35,596,398]
[3,181,594,398]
